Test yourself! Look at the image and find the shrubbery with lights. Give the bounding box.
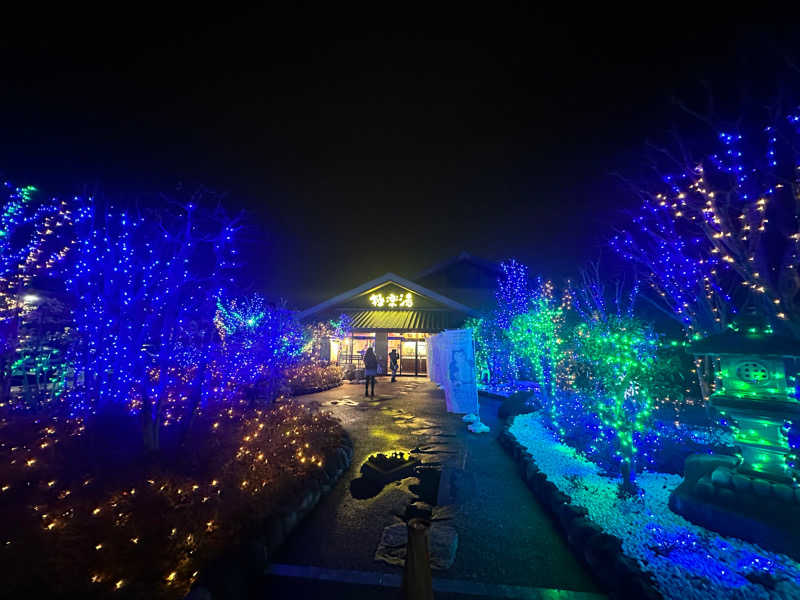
[0,183,345,598]
[477,99,800,598]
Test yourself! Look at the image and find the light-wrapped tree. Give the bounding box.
[0,183,76,408]
[64,196,241,451]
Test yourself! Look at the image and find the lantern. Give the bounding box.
[691,311,800,483]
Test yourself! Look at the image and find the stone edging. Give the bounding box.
[291,381,344,396]
[498,421,662,600]
[185,432,354,599]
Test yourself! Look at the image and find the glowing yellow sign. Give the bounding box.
[369,292,413,308]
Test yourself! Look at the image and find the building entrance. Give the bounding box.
[390,332,427,376]
[333,332,427,377]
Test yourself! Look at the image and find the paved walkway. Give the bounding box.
[260,378,602,598]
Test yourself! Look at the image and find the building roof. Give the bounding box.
[298,272,474,320]
[338,309,464,332]
[413,251,502,281]
[690,330,800,357]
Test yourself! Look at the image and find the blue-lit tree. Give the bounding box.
[213,293,304,404]
[611,104,800,399]
[614,109,800,336]
[489,258,534,384]
[64,198,241,451]
[464,259,540,387]
[495,259,533,329]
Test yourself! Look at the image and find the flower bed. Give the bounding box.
[0,401,351,600]
[504,412,800,600]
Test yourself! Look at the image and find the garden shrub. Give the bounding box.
[287,362,343,395]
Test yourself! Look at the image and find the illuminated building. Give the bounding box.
[299,254,499,376]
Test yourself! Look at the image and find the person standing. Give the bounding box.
[389,348,399,382]
[363,346,378,397]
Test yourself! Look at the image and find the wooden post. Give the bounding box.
[402,518,433,600]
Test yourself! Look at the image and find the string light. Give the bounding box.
[0,184,342,597]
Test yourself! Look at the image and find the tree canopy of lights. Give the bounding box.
[303,313,353,361]
[508,282,565,425]
[0,182,77,409]
[495,258,533,329]
[213,293,305,404]
[468,260,688,482]
[572,314,659,487]
[611,104,800,341]
[9,295,73,410]
[468,258,536,386]
[214,294,267,337]
[464,316,491,384]
[64,198,241,450]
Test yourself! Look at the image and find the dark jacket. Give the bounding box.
[363,350,378,370]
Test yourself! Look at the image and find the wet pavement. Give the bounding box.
[260,377,602,598]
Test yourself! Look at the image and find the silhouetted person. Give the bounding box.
[363,346,377,397]
[389,348,399,382]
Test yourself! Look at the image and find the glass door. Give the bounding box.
[389,333,429,377]
[416,338,427,375]
[401,340,418,375]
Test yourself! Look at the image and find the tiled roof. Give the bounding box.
[329,309,465,332]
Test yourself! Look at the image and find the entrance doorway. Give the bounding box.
[389,332,427,376]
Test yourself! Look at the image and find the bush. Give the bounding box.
[287,362,343,395]
[0,401,343,599]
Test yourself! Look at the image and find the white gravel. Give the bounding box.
[509,413,800,600]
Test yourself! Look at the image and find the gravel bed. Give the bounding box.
[509,413,800,600]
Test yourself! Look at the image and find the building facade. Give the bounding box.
[298,254,500,376]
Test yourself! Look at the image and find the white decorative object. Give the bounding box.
[428,329,479,416]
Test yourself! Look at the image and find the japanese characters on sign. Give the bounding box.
[369,292,413,308]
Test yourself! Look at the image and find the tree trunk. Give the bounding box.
[0,356,10,408]
[179,358,209,448]
[696,355,715,421]
[141,396,159,453]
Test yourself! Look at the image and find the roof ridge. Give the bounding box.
[413,252,501,281]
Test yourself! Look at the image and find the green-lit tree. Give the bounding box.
[0,183,76,409]
[572,314,659,490]
[508,283,565,426]
[10,295,72,410]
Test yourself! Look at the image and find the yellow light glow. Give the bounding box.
[370,292,413,308]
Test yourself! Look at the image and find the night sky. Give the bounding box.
[1,13,798,307]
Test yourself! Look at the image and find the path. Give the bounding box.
[258,378,602,599]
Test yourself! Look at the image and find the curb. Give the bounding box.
[498,422,663,600]
[290,381,344,396]
[185,433,354,599]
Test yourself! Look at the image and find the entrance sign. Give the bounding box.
[369,292,413,308]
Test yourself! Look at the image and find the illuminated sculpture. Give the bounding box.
[692,313,800,482]
[670,310,800,559]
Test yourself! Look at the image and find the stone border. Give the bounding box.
[185,432,354,599]
[291,381,344,396]
[498,421,663,600]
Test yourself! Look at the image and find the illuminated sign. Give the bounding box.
[369,292,413,308]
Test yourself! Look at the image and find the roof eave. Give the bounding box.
[298,272,476,320]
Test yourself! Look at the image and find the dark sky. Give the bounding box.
[1,12,798,307]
